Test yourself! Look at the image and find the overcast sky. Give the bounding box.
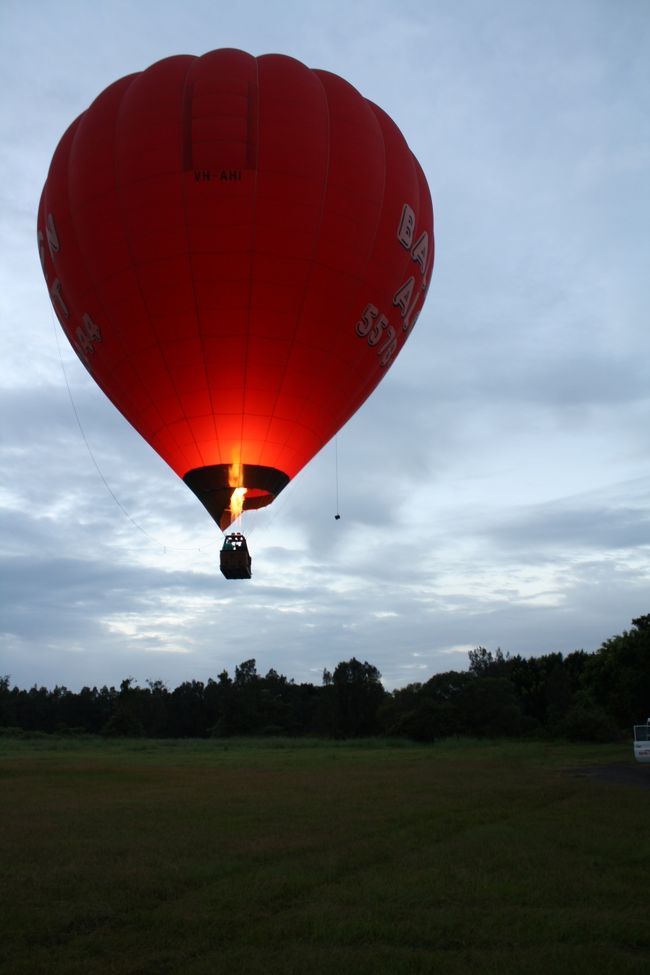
[1,0,649,693]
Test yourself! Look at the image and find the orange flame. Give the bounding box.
[228,460,243,489]
[229,486,248,523]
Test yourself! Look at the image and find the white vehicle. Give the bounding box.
[633,720,650,763]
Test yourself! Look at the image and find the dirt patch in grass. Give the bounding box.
[569,762,650,789]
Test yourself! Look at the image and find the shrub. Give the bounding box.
[556,705,618,742]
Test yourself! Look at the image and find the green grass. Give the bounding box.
[0,736,647,974]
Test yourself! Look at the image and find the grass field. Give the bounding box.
[0,736,648,974]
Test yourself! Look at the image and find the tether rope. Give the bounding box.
[50,309,210,554]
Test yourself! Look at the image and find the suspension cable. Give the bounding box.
[50,310,209,553]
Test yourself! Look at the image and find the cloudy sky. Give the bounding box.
[1,0,649,693]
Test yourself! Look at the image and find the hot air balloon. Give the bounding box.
[38,49,434,577]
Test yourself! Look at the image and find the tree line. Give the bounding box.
[1,616,649,742]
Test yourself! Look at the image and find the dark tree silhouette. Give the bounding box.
[2,615,648,741]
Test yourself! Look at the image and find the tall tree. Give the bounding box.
[327,658,386,737]
[581,616,650,726]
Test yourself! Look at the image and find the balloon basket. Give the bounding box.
[220,532,252,580]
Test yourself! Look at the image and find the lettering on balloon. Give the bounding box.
[50,278,69,318]
[355,304,398,367]
[411,231,429,279]
[392,276,415,317]
[45,213,60,256]
[193,169,242,182]
[74,313,103,363]
[38,210,103,369]
[397,204,416,249]
[354,202,430,367]
[38,232,48,279]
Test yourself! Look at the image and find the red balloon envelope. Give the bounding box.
[38,50,434,530]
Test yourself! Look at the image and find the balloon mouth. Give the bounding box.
[183,464,290,532]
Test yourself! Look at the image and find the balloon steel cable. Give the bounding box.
[335,435,341,520]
